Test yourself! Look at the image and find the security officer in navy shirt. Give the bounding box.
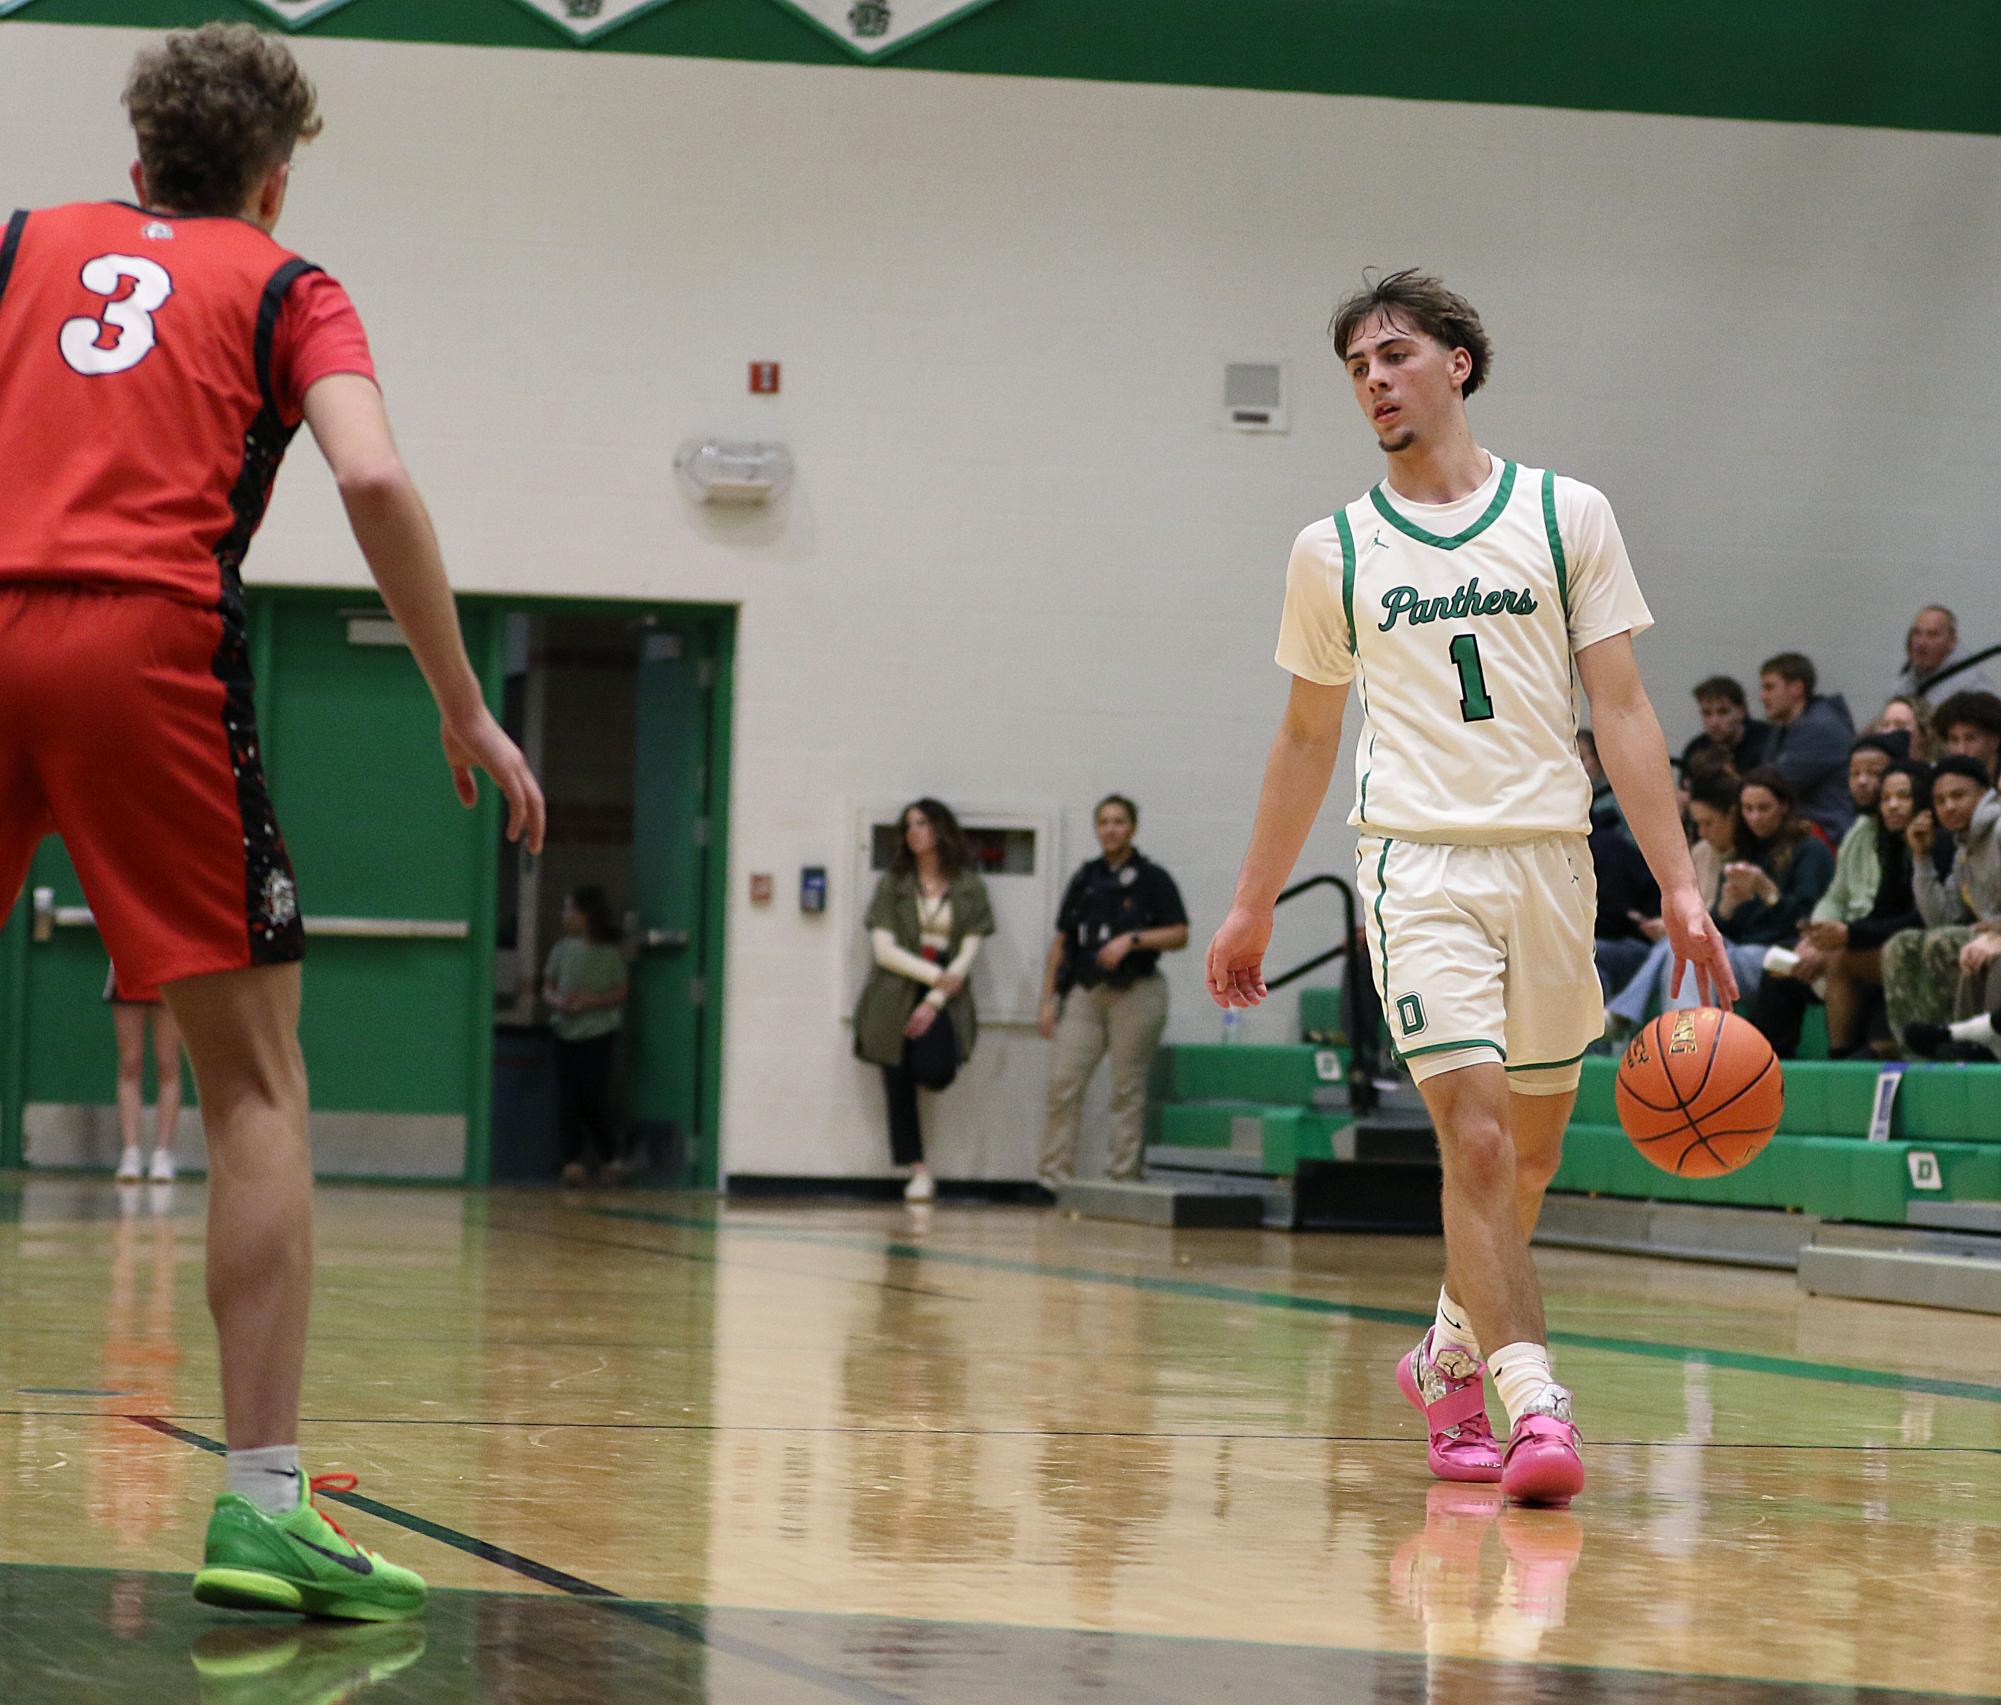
[1036,796,1189,1191]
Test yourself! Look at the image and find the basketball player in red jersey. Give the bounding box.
[0,26,544,1619]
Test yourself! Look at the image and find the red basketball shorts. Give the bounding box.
[0,585,303,1001]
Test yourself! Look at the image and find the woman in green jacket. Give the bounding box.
[853,798,994,1201]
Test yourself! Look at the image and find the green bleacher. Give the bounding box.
[1146,987,2001,1228]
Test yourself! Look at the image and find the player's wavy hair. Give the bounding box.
[124,24,323,217]
[1330,269,1494,400]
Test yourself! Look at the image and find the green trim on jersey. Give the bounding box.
[1368,461,1517,551]
[1541,468,1569,616]
[1335,510,1358,653]
[1370,837,1393,1010]
[1506,1047,1590,1073]
[1401,1037,1506,1062]
[1356,675,1375,822]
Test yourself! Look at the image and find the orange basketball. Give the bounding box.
[1614,1008,1783,1177]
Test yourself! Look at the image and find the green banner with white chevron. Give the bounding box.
[240,0,362,26]
[505,0,683,42]
[768,0,1005,60]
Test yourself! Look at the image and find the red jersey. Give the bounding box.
[0,200,375,608]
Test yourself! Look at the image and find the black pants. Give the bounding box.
[1752,975,1814,1059]
[555,1032,621,1168]
[881,1060,924,1168]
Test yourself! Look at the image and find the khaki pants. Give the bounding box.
[1040,975,1169,1187]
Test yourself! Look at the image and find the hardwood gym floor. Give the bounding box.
[2,1180,1996,1702]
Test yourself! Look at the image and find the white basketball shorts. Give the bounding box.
[1354,833,1603,1093]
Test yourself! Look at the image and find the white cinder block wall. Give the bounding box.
[5,25,1998,1180]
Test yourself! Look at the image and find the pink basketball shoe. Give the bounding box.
[1500,1400,1585,1507]
[1396,1329,1502,1484]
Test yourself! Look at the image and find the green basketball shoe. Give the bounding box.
[193,1472,427,1622]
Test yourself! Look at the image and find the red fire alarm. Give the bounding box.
[749,361,780,394]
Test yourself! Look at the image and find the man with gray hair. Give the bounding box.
[1889,604,1996,710]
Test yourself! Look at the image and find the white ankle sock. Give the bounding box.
[226,1445,303,1515]
[1487,1342,1571,1430]
[1947,1011,2001,1058]
[1432,1289,1481,1360]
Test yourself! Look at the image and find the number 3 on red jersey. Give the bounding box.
[60,253,174,378]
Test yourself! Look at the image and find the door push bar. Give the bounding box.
[29,887,468,945]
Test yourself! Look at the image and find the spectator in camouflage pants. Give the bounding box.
[1883,756,2001,1041]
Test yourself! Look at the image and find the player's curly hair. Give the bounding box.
[124,24,322,217]
[1330,269,1494,400]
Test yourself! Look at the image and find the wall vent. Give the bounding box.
[1223,362,1287,433]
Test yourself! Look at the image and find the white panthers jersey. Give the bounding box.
[1276,455,1652,844]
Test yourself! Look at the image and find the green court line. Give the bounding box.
[588,1206,2001,1408]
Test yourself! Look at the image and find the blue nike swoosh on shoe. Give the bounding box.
[289,1534,375,1576]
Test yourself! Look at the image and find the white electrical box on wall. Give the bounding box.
[1223,362,1288,433]
[840,802,1061,1027]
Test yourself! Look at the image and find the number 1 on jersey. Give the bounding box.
[1449,633,1494,722]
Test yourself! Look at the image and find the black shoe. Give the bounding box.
[1903,1022,1953,1059]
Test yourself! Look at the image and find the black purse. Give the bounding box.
[905,1003,959,1091]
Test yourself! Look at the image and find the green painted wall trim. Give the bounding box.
[8,2,2001,138]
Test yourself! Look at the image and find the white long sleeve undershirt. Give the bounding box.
[872,928,983,1007]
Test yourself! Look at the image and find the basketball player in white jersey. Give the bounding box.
[1206,271,1736,1504]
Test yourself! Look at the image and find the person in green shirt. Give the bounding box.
[542,886,630,1185]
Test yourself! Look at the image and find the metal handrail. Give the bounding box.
[29,888,467,944]
[1264,872,1379,1116]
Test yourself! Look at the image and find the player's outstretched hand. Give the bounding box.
[441,706,547,855]
[1662,884,1737,1010]
[1206,905,1273,1009]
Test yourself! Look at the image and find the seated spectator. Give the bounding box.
[1606,767,1833,1030]
[1760,651,1856,839]
[1588,771,1661,995]
[1756,750,1933,1057]
[1933,689,2001,782]
[1676,741,1739,816]
[1884,756,2001,1051]
[1871,694,1937,761]
[1604,773,1735,1031]
[1680,675,1774,781]
[1578,728,1626,831]
[1888,603,1997,710]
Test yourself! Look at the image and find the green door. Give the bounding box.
[262,596,501,1178]
[627,618,730,1189]
[0,593,500,1177]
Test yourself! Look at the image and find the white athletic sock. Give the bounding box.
[226,1445,303,1515]
[1487,1342,1572,1431]
[1432,1289,1482,1361]
[1947,1011,2001,1059]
